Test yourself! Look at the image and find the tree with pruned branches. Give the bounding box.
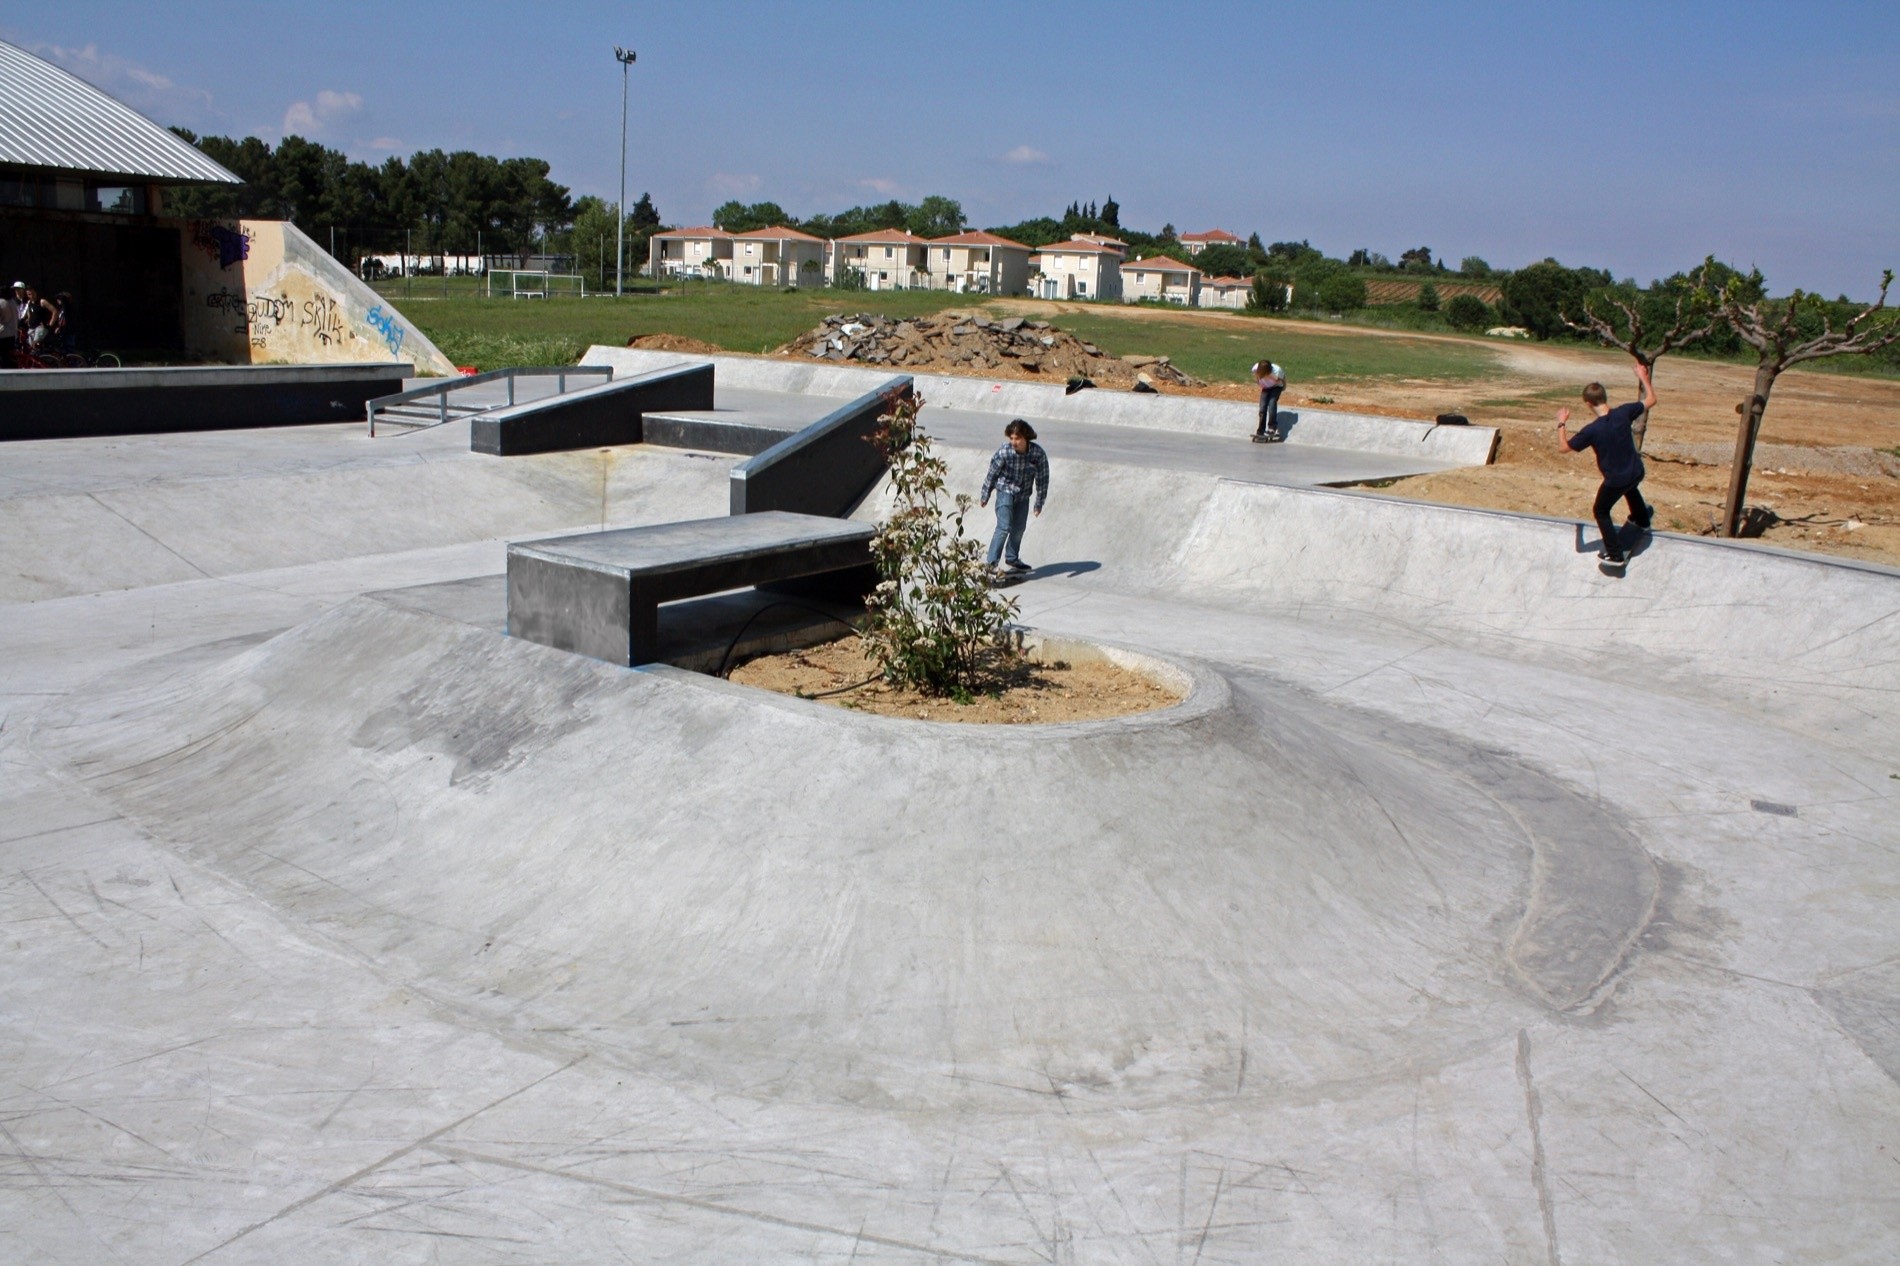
[1561,281,1719,451]
[1702,262,1900,537]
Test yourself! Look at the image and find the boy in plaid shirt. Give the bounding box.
[978,419,1050,576]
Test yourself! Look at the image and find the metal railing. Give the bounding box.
[367,365,613,436]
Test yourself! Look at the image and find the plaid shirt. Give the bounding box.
[980,441,1050,511]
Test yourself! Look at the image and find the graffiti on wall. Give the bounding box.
[189,220,255,269]
[364,304,407,356]
[203,286,356,351]
[302,294,346,347]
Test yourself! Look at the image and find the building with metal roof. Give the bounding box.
[0,40,245,356]
[0,40,239,206]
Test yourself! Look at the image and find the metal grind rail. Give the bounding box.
[367,365,613,436]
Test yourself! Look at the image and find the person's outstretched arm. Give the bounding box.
[1556,406,1576,454]
[1634,359,1657,409]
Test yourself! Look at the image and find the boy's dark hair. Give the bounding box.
[1004,418,1036,441]
[1581,382,1608,407]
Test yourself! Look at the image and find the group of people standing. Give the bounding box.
[1,281,76,367]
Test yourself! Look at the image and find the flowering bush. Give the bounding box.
[861,390,1018,697]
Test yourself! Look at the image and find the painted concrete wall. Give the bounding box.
[179,218,454,374]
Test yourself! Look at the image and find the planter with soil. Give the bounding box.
[726,629,1194,725]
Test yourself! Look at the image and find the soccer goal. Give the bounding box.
[486,269,587,299]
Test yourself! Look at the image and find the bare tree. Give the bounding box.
[1561,286,1717,452]
[1706,264,1899,537]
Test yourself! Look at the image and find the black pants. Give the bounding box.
[1255,385,1283,435]
[1593,478,1652,559]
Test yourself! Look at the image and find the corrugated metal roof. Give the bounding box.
[0,41,240,184]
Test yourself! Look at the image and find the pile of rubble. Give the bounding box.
[781,313,1205,387]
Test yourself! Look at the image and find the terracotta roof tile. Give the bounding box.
[1181,228,1244,244]
[930,230,1032,250]
[833,228,931,244]
[1039,239,1122,255]
[1125,255,1202,274]
[652,226,735,239]
[734,225,826,242]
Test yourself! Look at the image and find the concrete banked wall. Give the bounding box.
[581,346,1500,466]
[873,449,1898,745]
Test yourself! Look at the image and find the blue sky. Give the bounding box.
[8,1,1896,297]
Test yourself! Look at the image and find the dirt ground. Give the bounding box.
[728,634,1182,723]
[813,301,1900,567]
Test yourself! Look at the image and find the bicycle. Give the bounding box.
[12,343,119,369]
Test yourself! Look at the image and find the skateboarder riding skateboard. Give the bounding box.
[1557,358,1657,568]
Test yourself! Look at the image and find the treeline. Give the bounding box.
[165,131,662,276]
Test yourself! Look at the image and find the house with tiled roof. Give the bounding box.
[1121,254,1201,305]
[1179,229,1244,255]
[1033,238,1123,301]
[1198,275,1252,310]
[731,225,827,287]
[926,230,1032,295]
[828,228,931,290]
[648,226,734,279]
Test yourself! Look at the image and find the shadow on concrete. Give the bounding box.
[1022,560,1102,581]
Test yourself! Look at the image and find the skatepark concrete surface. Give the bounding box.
[4,391,1899,1263]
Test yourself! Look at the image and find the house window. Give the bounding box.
[883,246,893,258]
[1077,280,1088,296]
[745,243,756,255]
[942,248,952,261]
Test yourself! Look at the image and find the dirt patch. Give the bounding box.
[780,312,1204,388]
[727,633,1182,724]
[626,332,724,354]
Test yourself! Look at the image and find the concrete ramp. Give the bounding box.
[35,592,1652,1106]
[583,345,1501,466]
[1171,481,1900,744]
[179,218,455,374]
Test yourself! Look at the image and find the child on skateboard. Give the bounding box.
[1557,359,1657,567]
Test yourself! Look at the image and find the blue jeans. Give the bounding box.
[986,491,1031,566]
[1256,385,1283,435]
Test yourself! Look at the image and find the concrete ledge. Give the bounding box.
[0,362,412,439]
[642,414,799,456]
[470,363,714,455]
[582,345,1499,466]
[730,376,911,516]
[507,511,875,665]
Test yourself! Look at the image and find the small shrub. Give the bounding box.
[1247,272,1288,313]
[1314,272,1367,312]
[1417,282,1440,312]
[862,391,1019,696]
[1445,293,1492,332]
[833,265,868,291]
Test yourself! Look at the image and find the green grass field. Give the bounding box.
[381,281,1511,386]
[379,281,977,371]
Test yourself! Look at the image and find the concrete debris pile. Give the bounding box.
[782,313,1205,387]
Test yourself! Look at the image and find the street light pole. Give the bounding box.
[614,46,636,298]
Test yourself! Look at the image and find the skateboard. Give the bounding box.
[1596,522,1650,573]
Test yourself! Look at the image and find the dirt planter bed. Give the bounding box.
[727,629,1192,725]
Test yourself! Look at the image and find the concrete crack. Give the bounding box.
[1516,1029,1562,1266]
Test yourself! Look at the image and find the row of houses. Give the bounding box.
[647,224,1257,309]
